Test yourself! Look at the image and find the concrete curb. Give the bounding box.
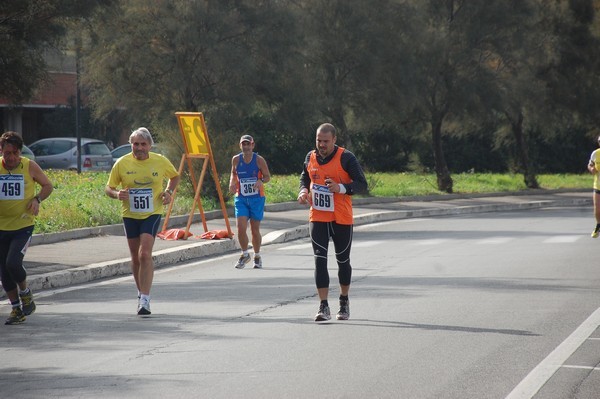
[261,197,591,244]
[24,195,591,295]
[30,210,233,246]
[31,236,239,292]
[30,188,589,246]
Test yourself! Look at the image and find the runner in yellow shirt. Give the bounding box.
[105,127,180,315]
[588,136,600,238]
[0,131,53,325]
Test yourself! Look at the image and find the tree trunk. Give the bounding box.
[508,110,539,189]
[330,106,351,151]
[431,114,453,193]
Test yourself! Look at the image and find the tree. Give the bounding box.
[290,0,408,150]
[544,0,600,128]
[76,0,600,179]
[0,0,112,103]
[82,0,311,179]
[379,0,556,191]
[83,1,298,125]
[388,0,488,193]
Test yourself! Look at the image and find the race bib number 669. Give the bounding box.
[311,184,334,212]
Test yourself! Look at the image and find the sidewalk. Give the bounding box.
[16,190,591,298]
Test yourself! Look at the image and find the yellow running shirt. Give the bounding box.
[107,153,179,219]
[0,157,36,230]
[590,149,600,190]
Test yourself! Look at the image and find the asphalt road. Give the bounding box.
[1,205,599,399]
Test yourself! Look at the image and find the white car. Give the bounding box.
[21,145,36,161]
[28,137,112,171]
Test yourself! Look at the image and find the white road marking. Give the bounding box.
[278,240,384,251]
[562,365,600,371]
[506,307,600,399]
[477,237,514,245]
[278,243,312,250]
[353,240,384,248]
[355,218,431,230]
[543,236,580,243]
[413,239,449,246]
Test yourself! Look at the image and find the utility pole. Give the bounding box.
[75,41,82,174]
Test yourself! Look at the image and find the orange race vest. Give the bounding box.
[307,147,353,225]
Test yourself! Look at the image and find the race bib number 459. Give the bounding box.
[129,188,154,213]
[0,175,25,200]
[311,184,334,212]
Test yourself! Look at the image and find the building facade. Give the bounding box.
[0,50,78,144]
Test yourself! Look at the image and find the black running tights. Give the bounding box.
[0,227,33,292]
[310,221,353,289]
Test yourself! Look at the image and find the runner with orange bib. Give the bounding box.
[298,123,367,322]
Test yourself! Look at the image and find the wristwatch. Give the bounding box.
[165,189,174,195]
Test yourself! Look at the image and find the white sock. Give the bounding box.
[140,294,150,305]
[254,252,260,257]
[242,250,249,256]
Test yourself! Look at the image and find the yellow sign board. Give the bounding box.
[163,112,233,239]
[176,112,209,155]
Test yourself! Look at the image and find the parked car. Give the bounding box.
[28,137,112,171]
[111,143,163,165]
[21,145,35,161]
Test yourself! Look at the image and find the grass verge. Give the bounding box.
[33,170,591,234]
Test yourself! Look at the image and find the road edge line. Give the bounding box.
[505,307,600,399]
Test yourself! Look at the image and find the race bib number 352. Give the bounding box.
[0,175,25,200]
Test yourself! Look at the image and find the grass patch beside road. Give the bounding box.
[33,170,591,234]
[263,172,591,199]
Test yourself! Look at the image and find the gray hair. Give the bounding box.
[129,127,154,145]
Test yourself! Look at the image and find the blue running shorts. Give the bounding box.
[234,196,265,221]
[122,214,162,239]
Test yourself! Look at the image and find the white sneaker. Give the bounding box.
[137,298,151,315]
[253,255,262,269]
[235,253,251,269]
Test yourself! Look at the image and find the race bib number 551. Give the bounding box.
[129,188,154,213]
